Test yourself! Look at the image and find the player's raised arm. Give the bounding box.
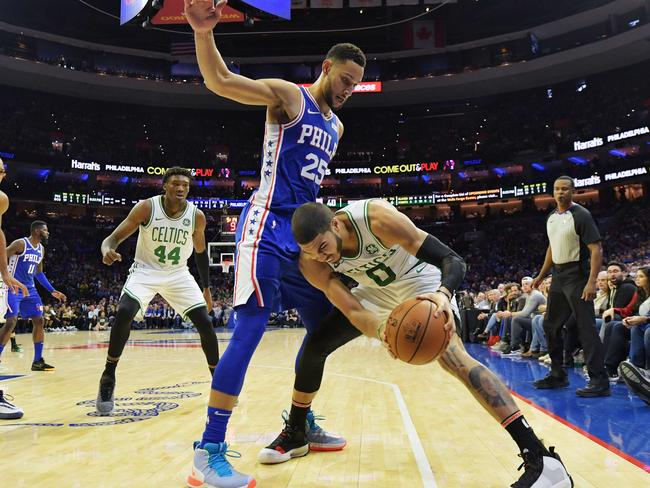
[298,254,380,338]
[101,200,152,266]
[185,0,302,112]
[192,209,212,310]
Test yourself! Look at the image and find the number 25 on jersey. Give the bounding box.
[301,153,328,186]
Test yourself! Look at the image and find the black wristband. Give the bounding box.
[194,250,210,289]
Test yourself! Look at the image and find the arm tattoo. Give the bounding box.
[468,366,507,408]
[442,344,464,371]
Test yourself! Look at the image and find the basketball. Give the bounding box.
[384,298,452,365]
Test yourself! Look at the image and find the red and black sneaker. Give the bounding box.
[258,414,309,464]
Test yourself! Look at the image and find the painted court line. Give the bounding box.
[256,364,438,488]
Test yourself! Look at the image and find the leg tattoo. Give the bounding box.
[468,366,507,409]
[440,336,518,421]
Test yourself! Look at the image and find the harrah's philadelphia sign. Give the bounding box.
[573,126,649,151]
[71,159,216,178]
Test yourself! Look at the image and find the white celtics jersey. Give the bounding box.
[134,195,197,271]
[330,199,442,288]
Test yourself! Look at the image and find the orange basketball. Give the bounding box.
[384,298,452,365]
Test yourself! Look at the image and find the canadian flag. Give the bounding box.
[406,20,445,49]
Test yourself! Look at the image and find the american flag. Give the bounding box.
[171,41,196,56]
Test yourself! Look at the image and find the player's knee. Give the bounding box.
[303,331,339,360]
[115,295,140,323]
[187,307,211,330]
[229,305,271,346]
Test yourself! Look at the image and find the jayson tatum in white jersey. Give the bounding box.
[94,167,220,416]
[259,199,573,488]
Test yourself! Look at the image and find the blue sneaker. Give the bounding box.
[306,411,346,451]
[187,442,255,488]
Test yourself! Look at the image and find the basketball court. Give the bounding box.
[1,328,648,487]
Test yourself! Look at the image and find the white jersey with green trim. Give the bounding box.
[134,195,197,271]
[329,199,441,288]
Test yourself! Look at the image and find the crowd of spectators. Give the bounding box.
[1,59,649,180]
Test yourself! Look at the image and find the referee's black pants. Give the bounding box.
[543,262,608,382]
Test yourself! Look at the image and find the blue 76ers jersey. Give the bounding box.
[8,238,44,289]
[250,86,340,212]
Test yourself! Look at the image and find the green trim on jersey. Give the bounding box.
[159,195,189,221]
[363,199,389,250]
[191,206,197,233]
[122,287,143,310]
[341,209,363,260]
[182,301,206,320]
[142,197,155,229]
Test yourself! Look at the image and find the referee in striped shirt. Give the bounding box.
[532,176,610,397]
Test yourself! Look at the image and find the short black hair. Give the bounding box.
[607,261,627,272]
[31,220,47,234]
[291,202,335,245]
[326,43,366,68]
[554,175,575,189]
[162,166,193,184]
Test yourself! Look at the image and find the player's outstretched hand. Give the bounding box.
[103,249,122,266]
[183,0,228,33]
[2,273,28,296]
[52,290,67,302]
[416,292,454,333]
[203,287,213,311]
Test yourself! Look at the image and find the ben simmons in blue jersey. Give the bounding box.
[185,1,365,486]
[0,221,66,371]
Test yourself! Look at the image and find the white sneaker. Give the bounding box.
[0,390,24,420]
[511,447,573,488]
[187,441,255,488]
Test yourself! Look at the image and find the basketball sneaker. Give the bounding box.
[258,413,309,464]
[533,374,569,389]
[618,361,650,405]
[31,358,55,371]
[0,390,23,419]
[511,446,573,488]
[11,343,23,353]
[503,347,524,358]
[187,441,256,488]
[95,374,115,415]
[306,411,346,451]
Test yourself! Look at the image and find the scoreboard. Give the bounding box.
[220,215,239,235]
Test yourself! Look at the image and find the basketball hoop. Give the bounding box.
[220,260,233,274]
[209,242,235,274]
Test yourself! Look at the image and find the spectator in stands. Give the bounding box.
[476,289,501,341]
[491,283,523,352]
[603,265,645,381]
[501,277,548,356]
[95,311,108,331]
[475,292,489,309]
[602,262,638,324]
[522,276,551,359]
[594,270,610,339]
[618,267,650,405]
